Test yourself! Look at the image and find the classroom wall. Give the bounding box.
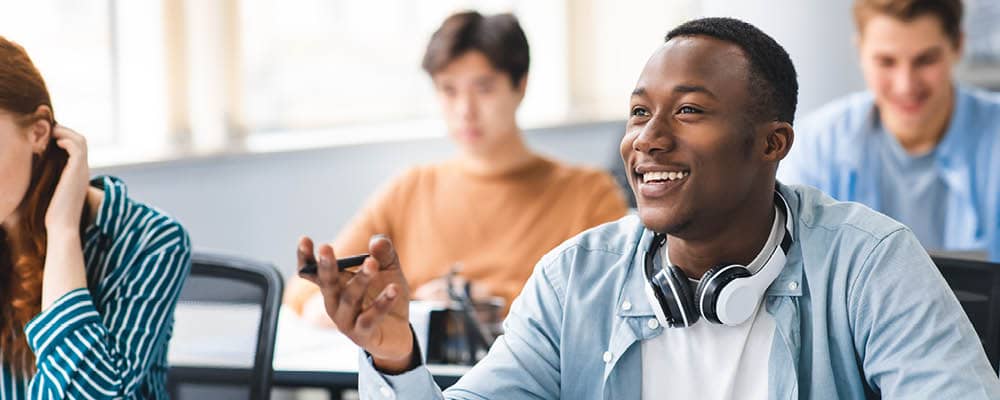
[94,121,629,278]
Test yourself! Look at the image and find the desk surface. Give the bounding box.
[168,303,470,389]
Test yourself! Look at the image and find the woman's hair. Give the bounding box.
[0,35,65,374]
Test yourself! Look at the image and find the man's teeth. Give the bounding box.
[642,171,689,183]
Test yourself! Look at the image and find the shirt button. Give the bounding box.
[647,318,660,330]
[602,351,612,363]
[380,385,395,399]
[788,281,799,290]
[621,300,632,311]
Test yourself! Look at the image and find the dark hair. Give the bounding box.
[853,0,963,47]
[666,17,799,125]
[421,11,530,87]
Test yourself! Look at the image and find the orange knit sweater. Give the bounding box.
[285,156,628,315]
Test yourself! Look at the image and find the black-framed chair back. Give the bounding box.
[168,250,284,400]
[932,256,1000,371]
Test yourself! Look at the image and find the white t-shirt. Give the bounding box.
[640,282,776,400]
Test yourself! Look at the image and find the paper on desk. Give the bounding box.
[273,302,446,371]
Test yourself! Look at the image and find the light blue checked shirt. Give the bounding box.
[779,86,1000,262]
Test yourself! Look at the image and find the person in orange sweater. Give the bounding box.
[285,11,628,326]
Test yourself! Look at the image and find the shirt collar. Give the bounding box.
[90,175,129,238]
[618,184,804,319]
[859,85,972,170]
[768,183,804,297]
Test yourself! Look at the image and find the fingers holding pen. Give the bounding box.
[333,256,378,332]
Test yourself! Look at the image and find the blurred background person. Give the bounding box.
[780,0,1000,261]
[284,11,629,326]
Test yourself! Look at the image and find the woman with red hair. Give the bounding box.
[0,36,191,398]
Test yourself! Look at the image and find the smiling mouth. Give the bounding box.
[634,168,690,199]
[637,170,690,183]
[887,95,929,113]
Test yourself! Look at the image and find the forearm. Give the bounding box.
[25,289,124,397]
[372,326,419,374]
[41,229,87,310]
[28,242,191,397]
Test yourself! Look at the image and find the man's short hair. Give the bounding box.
[666,17,799,125]
[853,0,963,48]
[421,11,530,87]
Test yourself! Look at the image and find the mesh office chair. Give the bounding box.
[168,250,284,400]
[932,256,1000,371]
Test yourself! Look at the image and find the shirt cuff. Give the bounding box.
[24,288,102,360]
[358,350,440,400]
[357,325,441,400]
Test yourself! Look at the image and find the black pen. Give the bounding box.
[299,253,370,275]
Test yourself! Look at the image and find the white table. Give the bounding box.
[168,303,470,395]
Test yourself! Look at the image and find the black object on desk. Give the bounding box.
[932,256,1000,371]
[424,275,502,365]
[299,253,370,275]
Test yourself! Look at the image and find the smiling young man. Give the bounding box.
[297,17,1000,399]
[779,0,1000,261]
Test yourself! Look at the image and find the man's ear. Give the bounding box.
[28,105,53,154]
[762,121,793,162]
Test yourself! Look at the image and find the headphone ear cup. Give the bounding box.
[663,265,699,326]
[695,266,752,324]
[693,266,721,317]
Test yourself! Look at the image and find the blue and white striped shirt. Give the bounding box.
[1,176,191,399]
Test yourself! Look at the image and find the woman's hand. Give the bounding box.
[44,125,90,235]
[40,126,90,309]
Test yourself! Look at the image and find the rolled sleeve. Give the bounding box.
[24,288,102,361]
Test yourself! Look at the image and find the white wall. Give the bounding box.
[94,122,628,278]
[698,0,866,118]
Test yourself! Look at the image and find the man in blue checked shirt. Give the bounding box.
[779,0,1000,262]
[297,17,1000,399]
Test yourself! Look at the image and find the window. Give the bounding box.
[3,0,696,165]
[239,0,578,136]
[0,1,115,145]
[2,0,169,163]
[958,0,1000,90]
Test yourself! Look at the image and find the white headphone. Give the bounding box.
[642,193,793,327]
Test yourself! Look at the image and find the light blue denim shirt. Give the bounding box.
[358,183,1000,399]
[778,86,1000,261]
